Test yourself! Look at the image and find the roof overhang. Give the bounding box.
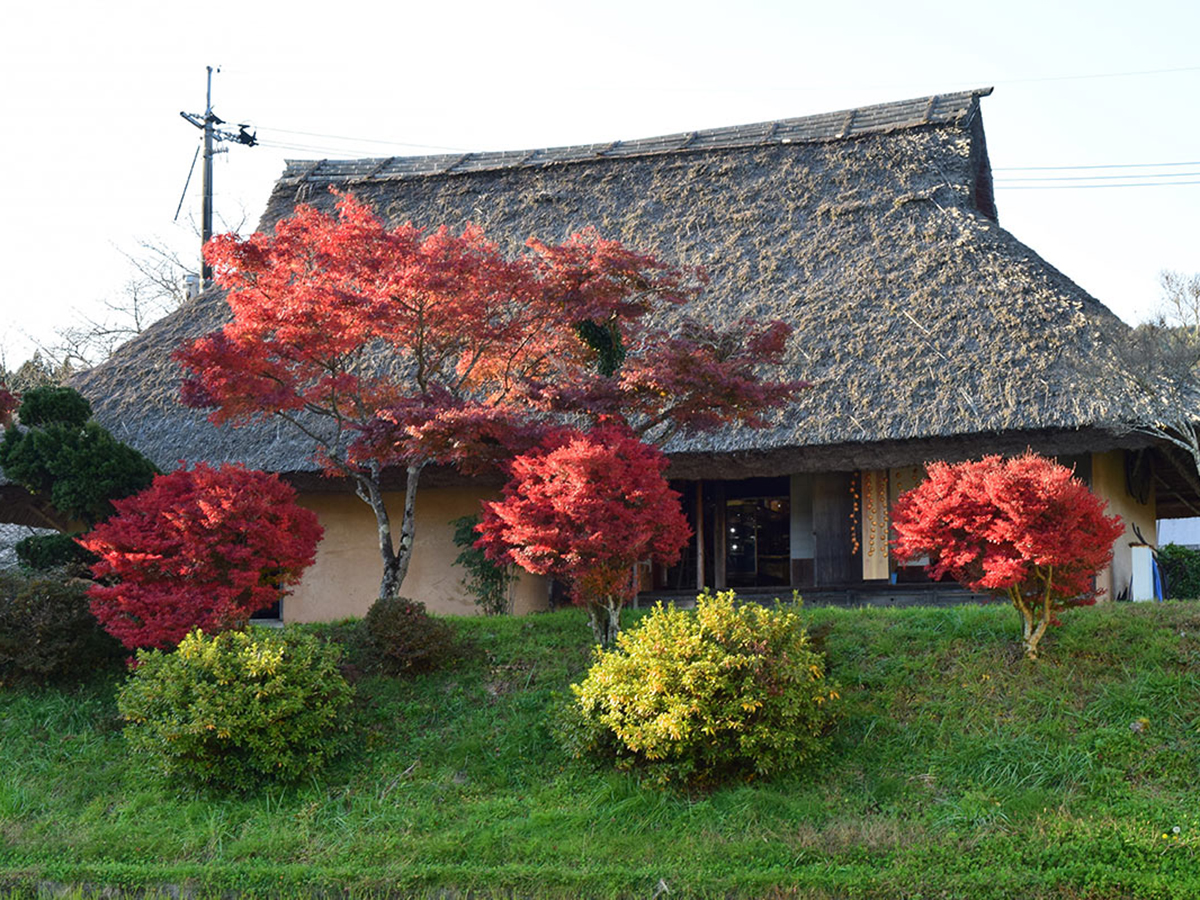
[0,484,70,530]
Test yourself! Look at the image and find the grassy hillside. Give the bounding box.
[1,600,1198,899]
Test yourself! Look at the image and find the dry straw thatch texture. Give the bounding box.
[74,88,1147,479]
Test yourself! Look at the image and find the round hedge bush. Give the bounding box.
[563,591,839,786]
[364,596,456,674]
[0,570,123,685]
[118,628,352,790]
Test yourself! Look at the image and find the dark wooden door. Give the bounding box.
[813,472,856,586]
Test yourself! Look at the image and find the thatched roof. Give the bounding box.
[74,88,1154,479]
[0,522,53,570]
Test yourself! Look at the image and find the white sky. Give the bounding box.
[2,0,1198,367]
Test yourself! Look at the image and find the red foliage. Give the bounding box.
[476,425,690,640]
[525,227,701,320]
[80,464,323,650]
[177,194,549,445]
[0,382,17,429]
[891,453,1126,657]
[348,389,555,477]
[175,192,800,600]
[177,192,800,467]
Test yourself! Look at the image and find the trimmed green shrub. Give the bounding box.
[0,386,158,527]
[0,570,123,684]
[15,532,97,573]
[14,385,91,428]
[364,596,456,674]
[118,629,352,790]
[1157,543,1200,599]
[563,590,839,786]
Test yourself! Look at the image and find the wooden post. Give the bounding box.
[695,481,705,591]
[714,482,727,590]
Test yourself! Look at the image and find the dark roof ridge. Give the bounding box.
[279,87,994,186]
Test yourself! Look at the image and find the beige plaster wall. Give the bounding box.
[284,488,548,622]
[1092,450,1156,602]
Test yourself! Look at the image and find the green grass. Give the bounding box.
[2,600,1199,899]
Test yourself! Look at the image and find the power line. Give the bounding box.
[996,171,1200,182]
[256,126,470,153]
[996,179,1200,190]
[256,140,445,158]
[256,137,460,159]
[202,60,1200,167]
[995,159,1200,172]
[256,138,385,156]
[524,63,1200,95]
[988,63,1200,86]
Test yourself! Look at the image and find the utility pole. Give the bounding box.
[180,66,257,289]
[202,66,214,284]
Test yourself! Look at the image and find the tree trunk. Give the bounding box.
[354,462,426,602]
[390,463,425,596]
[1026,611,1050,660]
[587,597,623,646]
[1025,568,1055,660]
[1009,586,1039,660]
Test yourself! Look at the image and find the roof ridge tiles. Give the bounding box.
[281,87,993,185]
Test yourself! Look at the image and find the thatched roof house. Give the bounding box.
[35,88,1197,613]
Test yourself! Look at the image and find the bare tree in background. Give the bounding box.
[43,240,197,371]
[1117,271,1200,493]
[28,210,249,374]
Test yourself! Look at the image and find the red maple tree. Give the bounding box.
[177,192,799,602]
[80,464,323,650]
[0,382,17,429]
[891,453,1125,659]
[476,424,690,644]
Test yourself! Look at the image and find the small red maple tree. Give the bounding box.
[891,453,1125,659]
[80,464,323,651]
[476,424,690,644]
[177,192,799,603]
[0,382,17,429]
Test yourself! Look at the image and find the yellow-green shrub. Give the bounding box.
[564,591,838,785]
[118,628,352,790]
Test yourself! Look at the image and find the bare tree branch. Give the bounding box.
[1107,270,1200,495]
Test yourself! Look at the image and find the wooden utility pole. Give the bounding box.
[180,66,256,288]
[201,66,215,286]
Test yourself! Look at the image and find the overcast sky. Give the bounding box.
[2,0,1198,368]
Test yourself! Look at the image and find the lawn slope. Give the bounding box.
[1,601,1198,899]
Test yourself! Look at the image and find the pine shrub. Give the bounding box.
[364,596,456,674]
[0,570,122,685]
[118,628,352,790]
[0,386,158,528]
[563,591,839,786]
[13,385,91,428]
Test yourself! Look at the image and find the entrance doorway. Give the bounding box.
[725,477,790,588]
